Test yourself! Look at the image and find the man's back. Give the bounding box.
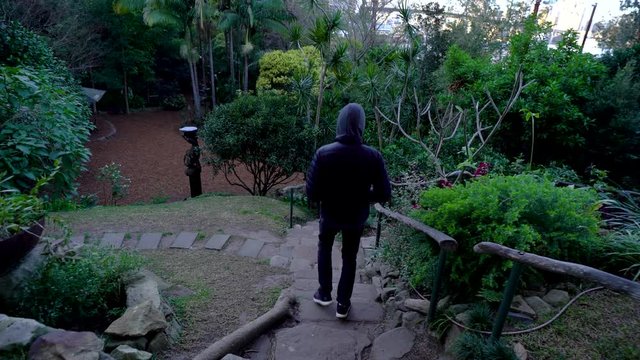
[306,104,390,227]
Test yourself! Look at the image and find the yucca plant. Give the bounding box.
[599,190,640,280]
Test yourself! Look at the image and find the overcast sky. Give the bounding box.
[405,0,627,23]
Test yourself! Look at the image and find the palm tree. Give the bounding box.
[220,0,290,92]
[114,0,203,118]
[307,11,342,132]
[196,0,219,109]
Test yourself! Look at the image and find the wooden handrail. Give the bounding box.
[474,242,640,301]
[374,203,457,251]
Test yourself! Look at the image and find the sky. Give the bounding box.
[404,0,627,23]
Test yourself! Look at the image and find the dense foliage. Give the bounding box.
[0,22,92,195]
[201,93,315,195]
[411,175,603,300]
[256,46,321,93]
[9,247,142,330]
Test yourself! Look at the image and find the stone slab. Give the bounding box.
[279,245,294,258]
[275,323,369,360]
[361,236,377,249]
[170,232,197,249]
[294,268,340,282]
[293,245,318,263]
[289,258,313,272]
[137,233,163,250]
[101,233,125,248]
[371,327,416,360]
[297,298,384,323]
[238,239,265,258]
[293,279,376,300]
[257,243,278,259]
[205,234,231,250]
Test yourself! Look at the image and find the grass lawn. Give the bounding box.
[46,195,311,359]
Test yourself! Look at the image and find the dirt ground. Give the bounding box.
[78,110,295,205]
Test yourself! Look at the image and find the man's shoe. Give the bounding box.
[336,302,351,319]
[313,290,332,306]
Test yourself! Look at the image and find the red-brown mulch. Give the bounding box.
[78,110,276,205]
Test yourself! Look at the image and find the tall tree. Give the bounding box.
[115,0,203,118]
[220,0,290,92]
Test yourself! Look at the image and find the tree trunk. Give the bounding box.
[243,53,249,93]
[314,62,327,131]
[189,59,202,118]
[229,30,235,89]
[374,101,383,150]
[193,290,296,360]
[208,32,217,109]
[123,69,129,115]
[313,62,327,149]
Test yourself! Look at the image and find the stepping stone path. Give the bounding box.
[71,220,417,359]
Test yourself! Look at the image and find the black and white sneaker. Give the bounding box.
[313,290,332,306]
[336,302,351,319]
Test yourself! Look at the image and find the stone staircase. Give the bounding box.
[72,220,416,359]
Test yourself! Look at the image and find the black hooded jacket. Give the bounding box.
[306,103,391,228]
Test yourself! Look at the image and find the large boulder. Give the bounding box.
[404,299,429,315]
[126,275,161,310]
[371,327,415,360]
[28,329,104,360]
[543,289,570,308]
[105,301,167,337]
[0,314,53,353]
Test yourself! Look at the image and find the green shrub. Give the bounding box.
[256,46,321,93]
[452,333,517,360]
[161,94,186,110]
[412,174,602,300]
[12,247,143,330]
[201,93,315,196]
[0,22,92,195]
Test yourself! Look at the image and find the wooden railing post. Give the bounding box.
[427,249,449,323]
[375,211,382,248]
[490,261,524,341]
[289,188,294,229]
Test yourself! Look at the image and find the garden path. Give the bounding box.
[78,110,255,205]
[72,220,418,359]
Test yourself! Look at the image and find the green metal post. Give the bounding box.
[490,262,524,341]
[427,250,448,323]
[289,188,294,228]
[375,211,382,248]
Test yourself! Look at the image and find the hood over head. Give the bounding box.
[335,103,365,145]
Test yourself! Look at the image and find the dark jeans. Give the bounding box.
[317,219,363,306]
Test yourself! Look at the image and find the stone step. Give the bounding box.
[237,239,265,258]
[292,280,377,303]
[205,234,231,250]
[170,232,197,249]
[137,233,163,250]
[274,323,370,360]
[297,298,384,323]
[101,233,125,248]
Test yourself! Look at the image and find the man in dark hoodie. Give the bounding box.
[306,103,391,319]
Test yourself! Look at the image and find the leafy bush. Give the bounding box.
[0,22,92,195]
[412,174,603,300]
[161,94,186,110]
[97,162,131,205]
[452,333,517,360]
[201,93,315,196]
[256,46,321,93]
[12,247,143,330]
